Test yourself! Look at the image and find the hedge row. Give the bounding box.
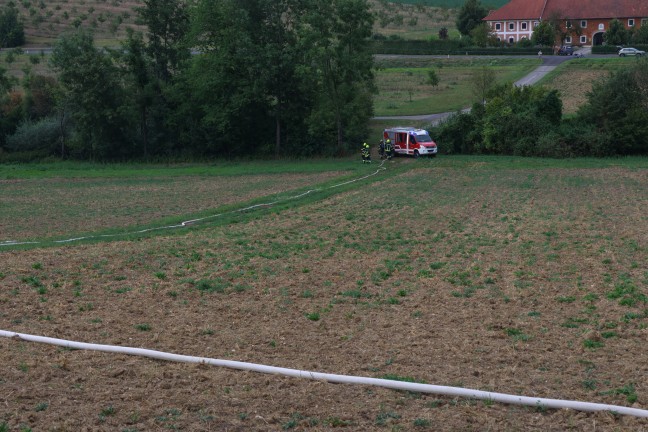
[592,44,648,54]
[369,40,539,55]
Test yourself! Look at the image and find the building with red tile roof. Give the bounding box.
[484,0,648,47]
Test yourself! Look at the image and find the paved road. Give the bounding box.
[374,48,593,124]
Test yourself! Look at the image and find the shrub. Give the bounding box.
[6,117,61,153]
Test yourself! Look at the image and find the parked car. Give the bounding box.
[618,47,646,57]
[558,45,573,55]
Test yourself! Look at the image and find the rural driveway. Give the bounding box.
[374,49,590,124]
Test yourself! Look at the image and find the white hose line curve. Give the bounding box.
[2,330,647,418]
[0,161,387,247]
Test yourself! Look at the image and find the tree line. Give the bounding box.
[433,58,648,157]
[0,0,375,161]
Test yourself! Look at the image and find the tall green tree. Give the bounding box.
[0,6,25,48]
[50,30,131,159]
[300,0,375,154]
[532,21,556,47]
[578,60,648,155]
[605,19,629,46]
[456,0,488,37]
[115,29,159,158]
[135,0,191,82]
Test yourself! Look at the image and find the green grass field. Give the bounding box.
[374,57,540,115]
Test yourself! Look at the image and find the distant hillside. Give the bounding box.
[2,0,144,47]
[3,0,498,47]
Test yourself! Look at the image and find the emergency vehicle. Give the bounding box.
[383,127,437,158]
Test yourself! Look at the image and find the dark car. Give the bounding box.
[558,45,573,55]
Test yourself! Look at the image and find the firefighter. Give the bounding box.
[378,139,385,159]
[361,142,371,163]
[384,138,393,160]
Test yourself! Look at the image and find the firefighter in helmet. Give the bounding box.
[384,138,393,160]
[361,142,371,163]
[378,139,386,159]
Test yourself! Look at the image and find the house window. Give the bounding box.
[580,20,587,28]
[628,19,635,27]
[565,36,572,44]
[508,37,514,43]
[642,18,647,25]
[495,23,501,31]
[521,22,528,30]
[509,22,515,31]
[566,20,572,28]
[533,21,539,28]
[580,35,587,44]
[598,23,605,30]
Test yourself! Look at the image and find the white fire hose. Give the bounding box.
[2,330,647,418]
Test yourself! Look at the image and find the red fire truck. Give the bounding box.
[383,127,438,158]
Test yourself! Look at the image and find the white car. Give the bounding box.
[618,47,646,57]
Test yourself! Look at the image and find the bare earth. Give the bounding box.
[1,163,648,431]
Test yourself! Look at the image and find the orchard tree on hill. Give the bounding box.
[0,6,25,48]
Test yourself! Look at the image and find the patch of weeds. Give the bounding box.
[282,412,303,430]
[18,362,28,372]
[381,374,426,384]
[134,323,151,331]
[114,286,132,294]
[528,311,541,317]
[505,328,531,342]
[601,384,637,404]
[155,408,182,427]
[325,417,351,427]
[583,379,597,390]
[305,312,320,321]
[201,328,214,336]
[397,289,407,297]
[194,278,230,294]
[451,286,476,298]
[375,410,400,426]
[32,262,43,270]
[607,274,646,307]
[167,290,178,298]
[386,297,400,305]
[78,303,93,312]
[21,275,43,289]
[0,423,8,432]
[583,339,604,349]
[556,296,576,303]
[583,293,599,302]
[154,271,166,280]
[35,402,48,412]
[301,290,314,298]
[99,405,116,423]
[413,418,431,428]
[340,290,372,299]
[601,331,617,339]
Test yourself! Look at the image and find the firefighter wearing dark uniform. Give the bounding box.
[378,139,385,159]
[384,139,393,160]
[361,142,371,163]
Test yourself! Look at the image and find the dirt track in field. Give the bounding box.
[1,162,648,431]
